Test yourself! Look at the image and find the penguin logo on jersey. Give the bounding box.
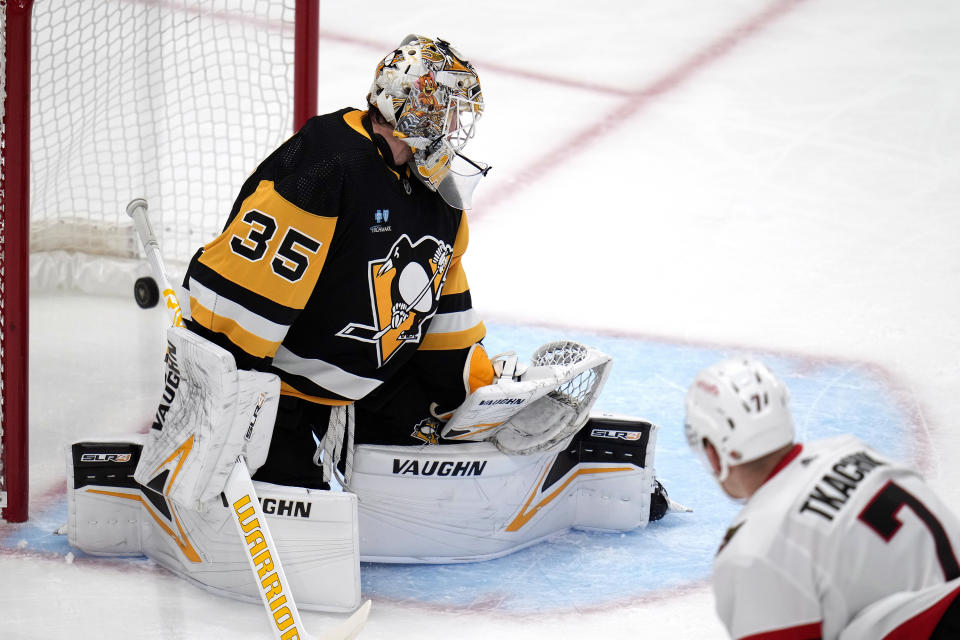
[411,417,442,445]
[337,234,452,366]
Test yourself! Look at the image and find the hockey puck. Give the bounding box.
[134,276,160,309]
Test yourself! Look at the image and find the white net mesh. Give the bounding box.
[29,0,298,265]
[1,0,303,518]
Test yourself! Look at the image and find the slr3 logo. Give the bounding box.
[590,429,643,441]
[80,453,133,463]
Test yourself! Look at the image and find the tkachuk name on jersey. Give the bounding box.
[151,340,182,431]
[478,398,524,406]
[591,429,643,441]
[799,450,887,521]
[392,459,487,477]
[80,452,133,463]
[259,497,312,519]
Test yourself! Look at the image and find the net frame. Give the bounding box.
[1,0,32,524]
[0,0,318,523]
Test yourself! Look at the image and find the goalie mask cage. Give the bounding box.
[0,0,319,523]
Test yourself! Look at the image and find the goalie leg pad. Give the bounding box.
[67,437,148,556]
[68,438,361,612]
[143,480,360,613]
[348,414,660,563]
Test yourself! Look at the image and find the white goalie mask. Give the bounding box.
[684,359,795,483]
[369,35,489,209]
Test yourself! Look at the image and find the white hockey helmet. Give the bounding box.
[684,359,794,482]
[369,35,489,208]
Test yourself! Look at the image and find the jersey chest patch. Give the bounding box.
[336,233,452,366]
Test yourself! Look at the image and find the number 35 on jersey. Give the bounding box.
[198,181,336,311]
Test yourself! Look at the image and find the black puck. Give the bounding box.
[134,276,160,309]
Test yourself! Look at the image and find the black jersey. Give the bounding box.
[182,108,486,405]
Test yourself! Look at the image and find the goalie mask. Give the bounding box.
[684,359,795,483]
[369,34,489,209]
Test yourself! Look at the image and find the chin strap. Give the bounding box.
[370,131,407,170]
[363,109,408,171]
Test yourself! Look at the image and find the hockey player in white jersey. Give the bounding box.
[684,358,960,640]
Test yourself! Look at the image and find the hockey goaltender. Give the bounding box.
[64,33,681,619]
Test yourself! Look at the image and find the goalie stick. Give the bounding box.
[127,199,370,640]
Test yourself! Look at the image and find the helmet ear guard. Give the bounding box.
[684,359,795,483]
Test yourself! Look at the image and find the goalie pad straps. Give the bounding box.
[133,327,280,511]
[492,352,520,382]
[318,404,356,485]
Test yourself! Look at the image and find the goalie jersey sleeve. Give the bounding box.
[182,108,485,405]
[713,435,960,640]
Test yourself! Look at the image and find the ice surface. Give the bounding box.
[3,0,960,638]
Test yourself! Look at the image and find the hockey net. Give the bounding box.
[1,0,316,522]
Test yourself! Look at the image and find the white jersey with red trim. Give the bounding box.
[713,435,960,640]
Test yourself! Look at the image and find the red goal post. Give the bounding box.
[0,0,319,523]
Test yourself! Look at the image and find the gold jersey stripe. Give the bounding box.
[419,321,486,351]
[442,256,469,296]
[198,180,337,310]
[442,217,471,294]
[190,296,282,359]
[280,382,354,406]
[453,214,469,255]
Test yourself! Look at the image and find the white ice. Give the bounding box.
[3,0,960,638]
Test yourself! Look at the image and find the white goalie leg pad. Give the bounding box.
[133,326,280,511]
[141,481,361,613]
[67,438,361,611]
[348,413,658,563]
[67,436,148,556]
[441,341,612,454]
